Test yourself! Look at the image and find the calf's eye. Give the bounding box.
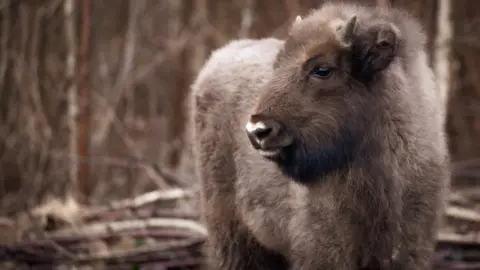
[311,67,332,79]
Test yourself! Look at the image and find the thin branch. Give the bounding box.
[85,188,194,217]
[433,0,453,110]
[77,0,92,200]
[445,206,480,223]
[46,151,192,187]
[64,0,79,199]
[0,0,9,91]
[91,0,144,146]
[438,232,480,245]
[132,30,191,83]
[15,228,200,247]
[49,218,208,238]
[77,238,204,262]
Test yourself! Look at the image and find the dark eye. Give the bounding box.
[311,67,332,78]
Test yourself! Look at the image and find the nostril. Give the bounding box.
[253,127,272,140]
[245,117,292,151]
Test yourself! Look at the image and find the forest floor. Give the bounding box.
[435,185,480,270]
[0,185,478,270]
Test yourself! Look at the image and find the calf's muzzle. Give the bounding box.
[245,114,293,158]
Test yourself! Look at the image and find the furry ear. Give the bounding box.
[352,23,399,80]
[369,25,398,71]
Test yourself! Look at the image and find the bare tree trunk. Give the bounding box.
[0,0,9,92]
[78,0,92,201]
[64,0,79,199]
[434,0,453,112]
[376,0,391,8]
[191,0,208,72]
[92,0,143,146]
[239,0,255,38]
[284,0,300,19]
[164,0,187,169]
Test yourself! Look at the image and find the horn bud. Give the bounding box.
[291,15,303,30]
[295,15,302,24]
[330,15,358,47]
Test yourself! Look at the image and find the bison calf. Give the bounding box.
[190,3,450,270]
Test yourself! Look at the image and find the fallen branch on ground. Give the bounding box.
[0,188,206,269]
[1,188,480,269]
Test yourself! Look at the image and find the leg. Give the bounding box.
[196,134,288,270]
[202,205,288,270]
[289,245,356,270]
[205,229,289,270]
[395,161,449,270]
[288,227,357,270]
[394,189,444,270]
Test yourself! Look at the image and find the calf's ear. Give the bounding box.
[352,23,399,81]
[367,25,398,72]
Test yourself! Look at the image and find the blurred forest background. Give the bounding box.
[0,0,479,269]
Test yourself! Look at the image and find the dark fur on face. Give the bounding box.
[251,14,391,183]
[278,123,358,182]
[255,84,371,183]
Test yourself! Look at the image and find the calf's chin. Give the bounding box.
[261,99,370,183]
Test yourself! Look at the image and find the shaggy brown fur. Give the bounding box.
[190,2,450,270]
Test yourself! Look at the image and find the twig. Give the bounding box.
[92,0,144,146]
[75,237,204,262]
[454,187,480,201]
[0,217,13,227]
[0,0,9,92]
[108,119,170,188]
[85,188,193,217]
[46,151,192,187]
[64,0,80,200]
[438,232,480,245]
[15,228,202,248]
[445,206,480,223]
[48,218,207,238]
[85,208,199,222]
[132,30,191,83]
[29,3,53,142]
[1,243,204,266]
[77,0,92,200]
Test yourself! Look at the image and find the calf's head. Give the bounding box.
[245,14,398,183]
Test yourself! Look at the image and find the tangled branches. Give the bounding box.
[434,188,480,269]
[0,188,206,269]
[1,183,480,269]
